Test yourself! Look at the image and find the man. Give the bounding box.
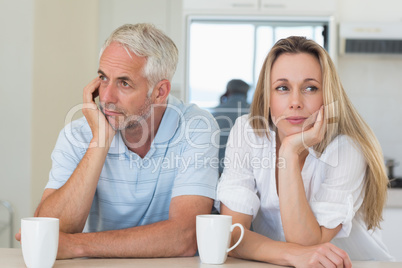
[211,79,250,174]
[17,23,219,259]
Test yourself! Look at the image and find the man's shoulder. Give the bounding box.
[63,116,91,134]
[183,104,219,133]
[184,103,215,120]
[58,116,93,148]
[169,96,217,126]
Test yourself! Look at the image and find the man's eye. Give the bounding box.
[122,81,129,87]
[99,75,107,81]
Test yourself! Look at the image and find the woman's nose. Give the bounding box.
[289,91,303,109]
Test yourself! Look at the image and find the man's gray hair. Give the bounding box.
[100,23,178,88]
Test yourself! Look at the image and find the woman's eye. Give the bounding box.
[276,86,288,92]
[305,86,318,92]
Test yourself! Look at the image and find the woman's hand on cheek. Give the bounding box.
[280,106,326,156]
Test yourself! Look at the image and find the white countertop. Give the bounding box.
[1,248,402,268]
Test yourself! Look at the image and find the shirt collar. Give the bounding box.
[153,95,181,144]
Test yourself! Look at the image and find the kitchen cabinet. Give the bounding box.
[183,0,258,10]
[261,0,336,14]
[183,0,336,15]
[381,189,402,261]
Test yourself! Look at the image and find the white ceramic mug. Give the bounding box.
[196,215,244,265]
[21,217,59,268]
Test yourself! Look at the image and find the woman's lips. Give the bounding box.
[286,116,307,125]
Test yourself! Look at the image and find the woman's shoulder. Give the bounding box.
[313,135,365,167]
[231,114,275,146]
[328,135,362,153]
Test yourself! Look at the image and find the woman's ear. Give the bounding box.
[153,79,171,104]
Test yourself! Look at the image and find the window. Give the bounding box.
[186,16,332,108]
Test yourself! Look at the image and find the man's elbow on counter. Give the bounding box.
[180,242,198,257]
[177,230,198,257]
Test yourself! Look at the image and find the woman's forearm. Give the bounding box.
[229,227,297,266]
[277,149,323,245]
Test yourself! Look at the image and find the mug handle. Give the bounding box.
[227,223,244,253]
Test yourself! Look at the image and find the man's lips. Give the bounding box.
[286,116,307,125]
[103,109,123,116]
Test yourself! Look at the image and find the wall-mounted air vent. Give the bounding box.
[340,22,402,55]
[345,39,402,54]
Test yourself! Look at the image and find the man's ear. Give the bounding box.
[153,79,171,104]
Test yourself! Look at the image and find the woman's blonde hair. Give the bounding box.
[250,36,388,230]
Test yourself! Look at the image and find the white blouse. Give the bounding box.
[216,115,393,261]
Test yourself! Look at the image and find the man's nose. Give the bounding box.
[101,83,117,104]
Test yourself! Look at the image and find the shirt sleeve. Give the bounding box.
[216,116,261,219]
[46,122,88,190]
[310,136,367,238]
[171,110,220,200]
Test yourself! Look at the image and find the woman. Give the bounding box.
[216,36,393,267]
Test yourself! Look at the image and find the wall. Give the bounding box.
[31,0,99,214]
[0,0,34,248]
[0,0,99,248]
[382,190,402,261]
[338,56,402,175]
[338,0,402,176]
[338,0,402,23]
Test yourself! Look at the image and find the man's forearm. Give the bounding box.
[36,143,110,233]
[58,195,213,259]
[60,219,197,259]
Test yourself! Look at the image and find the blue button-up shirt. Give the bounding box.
[46,95,219,232]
